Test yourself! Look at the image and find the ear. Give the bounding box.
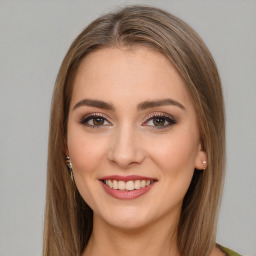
[194,141,207,170]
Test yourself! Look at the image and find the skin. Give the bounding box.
[67,47,224,256]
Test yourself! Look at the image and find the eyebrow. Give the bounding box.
[73,99,114,111]
[73,98,185,111]
[138,99,185,111]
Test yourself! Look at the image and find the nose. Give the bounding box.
[108,124,145,169]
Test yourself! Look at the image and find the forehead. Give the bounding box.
[71,46,192,110]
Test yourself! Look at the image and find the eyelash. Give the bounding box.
[80,113,111,128]
[79,113,176,129]
[143,113,176,129]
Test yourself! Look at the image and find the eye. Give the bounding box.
[143,114,176,129]
[80,114,111,128]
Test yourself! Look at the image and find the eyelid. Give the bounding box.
[79,113,112,127]
[79,111,176,129]
[144,111,175,120]
[142,112,176,129]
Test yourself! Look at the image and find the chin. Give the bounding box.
[107,217,149,231]
[96,206,152,231]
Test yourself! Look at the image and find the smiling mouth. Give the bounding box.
[99,175,158,199]
[102,179,156,191]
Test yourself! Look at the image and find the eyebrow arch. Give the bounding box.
[138,99,185,111]
[73,99,114,111]
[73,98,185,111]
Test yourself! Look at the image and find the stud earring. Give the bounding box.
[66,156,74,181]
[202,160,207,170]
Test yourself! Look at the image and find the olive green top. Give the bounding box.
[219,245,242,256]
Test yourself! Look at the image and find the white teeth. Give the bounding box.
[134,180,141,190]
[140,180,146,188]
[108,180,113,188]
[104,179,154,191]
[126,181,134,190]
[112,180,118,189]
[118,181,126,190]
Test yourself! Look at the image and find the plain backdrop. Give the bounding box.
[0,1,255,256]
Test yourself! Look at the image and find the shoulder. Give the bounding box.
[217,244,242,256]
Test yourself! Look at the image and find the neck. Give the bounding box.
[83,212,181,256]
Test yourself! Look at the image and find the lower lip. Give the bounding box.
[101,181,156,200]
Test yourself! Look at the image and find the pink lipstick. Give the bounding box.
[99,175,157,200]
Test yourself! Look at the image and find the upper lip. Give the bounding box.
[99,175,157,182]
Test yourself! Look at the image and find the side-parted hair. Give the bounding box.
[43,5,225,256]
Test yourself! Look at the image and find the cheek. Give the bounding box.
[155,135,198,207]
[67,128,107,176]
[147,132,199,195]
[150,131,199,170]
[67,128,108,208]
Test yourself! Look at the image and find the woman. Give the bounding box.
[43,5,241,256]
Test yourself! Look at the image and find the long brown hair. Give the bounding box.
[43,5,225,256]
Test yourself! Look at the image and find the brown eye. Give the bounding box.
[80,114,111,128]
[143,114,176,129]
[153,117,166,126]
[93,117,105,126]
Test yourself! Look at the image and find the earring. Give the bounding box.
[202,160,207,170]
[66,156,74,181]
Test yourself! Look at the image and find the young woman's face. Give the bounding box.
[67,47,206,230]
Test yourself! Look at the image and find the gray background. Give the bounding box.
[0,1,255,255]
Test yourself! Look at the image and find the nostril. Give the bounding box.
[108,147,145,168]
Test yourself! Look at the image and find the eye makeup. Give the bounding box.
[79,113,111,128]
[143,112,177,129]
[79,111,177,130]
